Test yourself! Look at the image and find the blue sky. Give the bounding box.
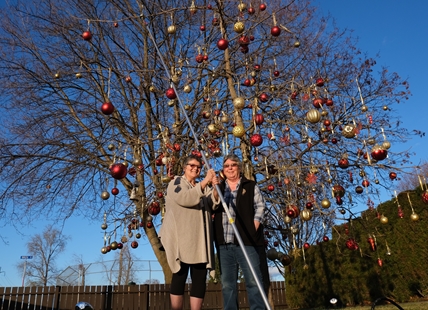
[1,0,428,287]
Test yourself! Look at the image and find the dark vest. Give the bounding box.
[213,177,264,247]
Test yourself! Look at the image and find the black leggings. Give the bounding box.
[170,262,207,298]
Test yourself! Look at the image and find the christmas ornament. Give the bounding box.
[233,97,245,109]
[342,124,356,138]
[305,109,321,123]
[421,190,428,204]
[82,30,92,41]
[233,21,245,33]
[345,238,359,250]
[217,38,229,50]
[101,101,115,115]
[380,215,388,224]
[254,114,264,125]
[271,26,281,37]
[250,134,263,146]
[232,125,245,138]
[300,209,312,221]
[111,188,119,195]
[131,241,139,249]
[165,87,176,99]
[321,198,331,209]
[101,191,110,200]
[110,163,128,179]
[371,144,388,161]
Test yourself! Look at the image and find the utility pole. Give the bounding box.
[20,255,33,287]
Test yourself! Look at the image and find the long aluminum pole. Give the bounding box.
[141,11,271,310]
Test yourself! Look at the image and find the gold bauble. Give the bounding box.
[232,125,245,138]
[108,143,115,151]
[122,161,129,167]
[234,21,245,33]
[101,247,108,254]
[167,25,176,34]
[321,110,328,116]
[54,72,60,79]
[361,105,368,112]
[161,175,172,183]
[342,124,356,138]
[208,123,217,134]
[283,214,292,224]
[294,41,300,48]
[101,191,110,200]
[171,75,180,84]
[184,104,190,110]
[133,158,142,166]
[321,198,331,209]
[410,213,419,221]
[101,223,108,230]
[183,84,192,93]
[367,137,376,145]
[221,115,229,123]
[238,2,247,11]
[149,85,156,92]
[168,100,176,107]
[380,215,389,224]
[75,72,82,79]
[383,105,388,111]
[110,241,118,250]
[306,109,321,123]
[382,141,391,149]
[233,97,245,109]
[300,209,313,221]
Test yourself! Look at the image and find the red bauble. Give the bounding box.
[117,243,123,249]
[271,26,281,36]
[149,201,161,215]
[325,99,334,106]
[250,133,263,147]
[323,235,329,242]
[345,238,359,250]
[157,192,164,198]
[422,190,428,204]
[371,148,388,160]
[110,163,128,180]
[239,35,250,46]
[332,184,345,197]
[212,18,220,26]
[101,101,115,115]
[338,158,349,169]
[111,188,119,195]
[312,98,323,108]
[273,70,280,77]
[362,180,370,187]
[217,38,229,50]
[389,172,397,180]
[259,3,267,11]
[305,202,313,209]
[248,7,256,15]
[200,25,206,31]
[303,243,310,250]
[331,138,338,144]
[131,241,139,249]
[254,114,264,125]
[165,87,177,99]
[315,78,324,87]
[267,184,275,191]
[82,30,92,41]
[195,54,204,63]
[259,93,269,102]
[240,45,249,54]
[146,221,153,228]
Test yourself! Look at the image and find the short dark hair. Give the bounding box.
[223,154,242,170]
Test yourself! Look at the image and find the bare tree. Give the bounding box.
[0,0,422,284]
[17,225,69,286]
[396,161,428,191]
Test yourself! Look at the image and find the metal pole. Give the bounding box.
[22,258,27,287]
[141,11,272,310]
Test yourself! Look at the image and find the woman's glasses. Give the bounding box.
[223,163,238,169]
[187,164,202,170]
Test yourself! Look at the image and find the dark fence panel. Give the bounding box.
[0,282,286,310]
